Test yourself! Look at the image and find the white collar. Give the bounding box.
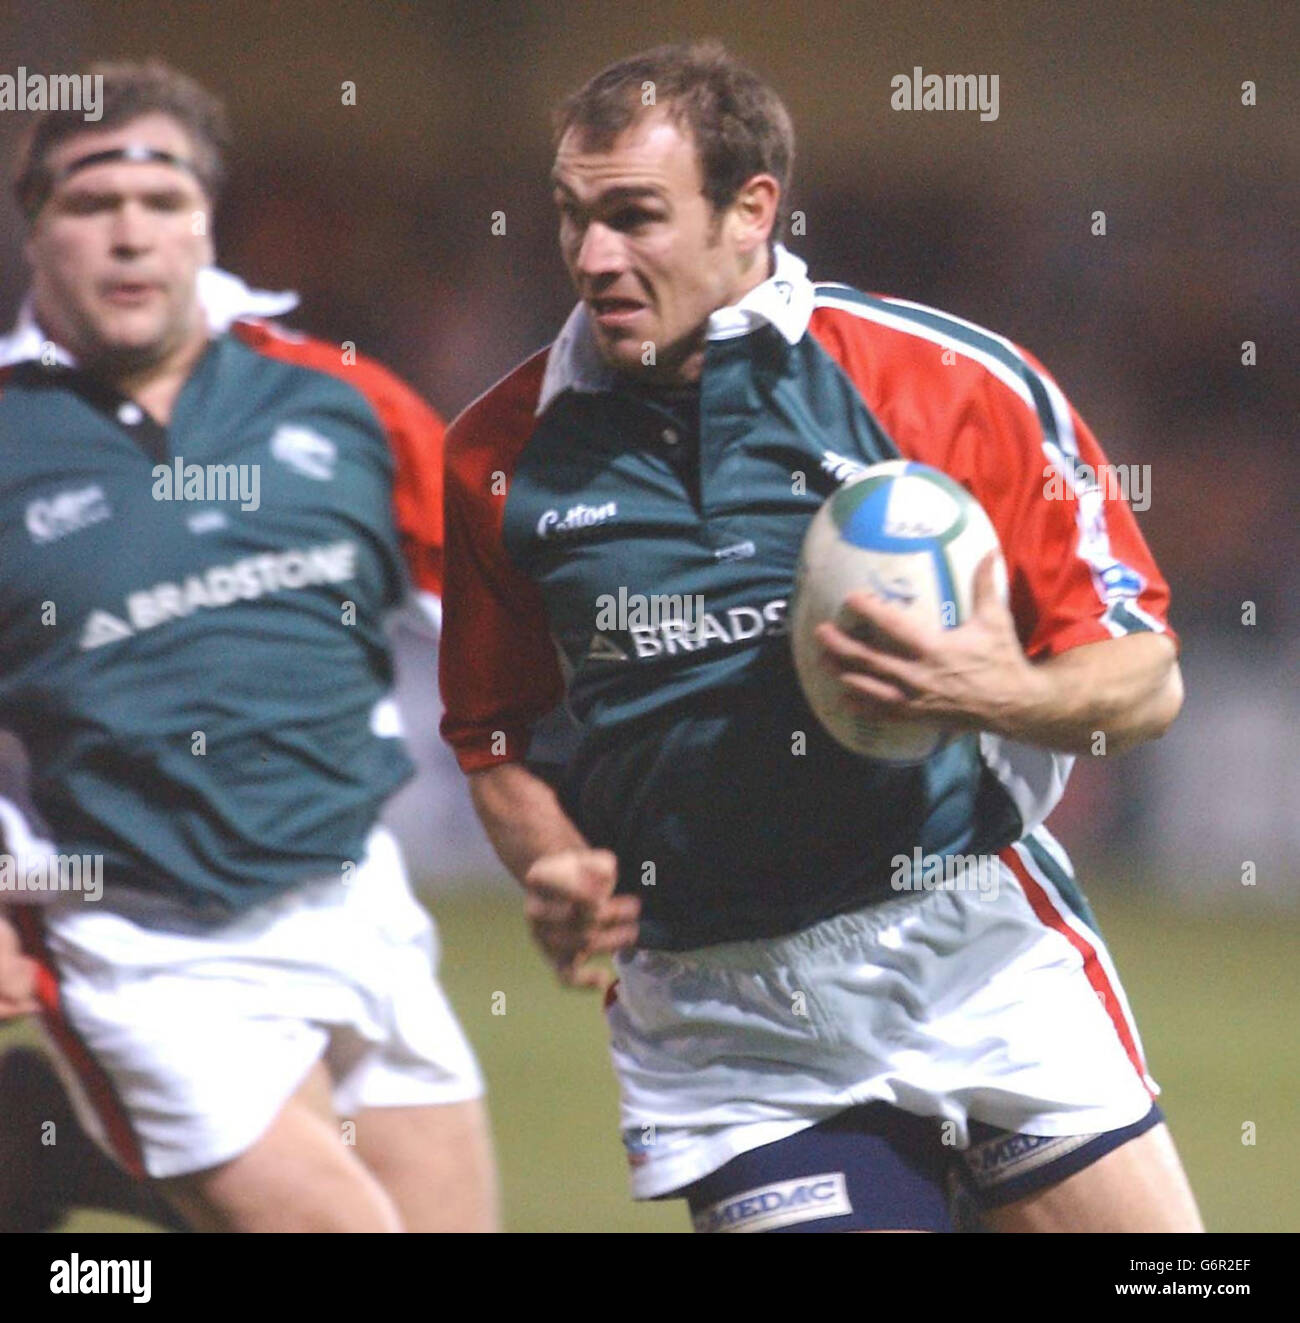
[536,243,815,416]
[0,266,300,369]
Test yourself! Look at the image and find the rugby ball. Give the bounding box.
[790,460,1005,762]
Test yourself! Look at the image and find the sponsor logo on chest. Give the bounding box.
[537,500,617,540]
[26,484,110,544]
[585,596,788,662]
[79,540,358,650]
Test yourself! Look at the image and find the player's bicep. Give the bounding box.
[438,460,562,771]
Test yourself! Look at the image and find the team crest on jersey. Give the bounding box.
[820,450,868,483]
[269,424,337,480]
[26,485,111,544]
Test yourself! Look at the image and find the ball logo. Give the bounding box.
[860,568,918,607]
[882,479,957,539]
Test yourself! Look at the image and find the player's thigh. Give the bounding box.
[682,1103,954,1234]
[158,1060,402,1233]
[982,1122,1203,1232]
[350,1097,499,1232]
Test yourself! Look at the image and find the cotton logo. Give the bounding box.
[536,501,617,539]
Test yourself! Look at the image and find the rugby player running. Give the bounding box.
[0,61,496,1232]
[440,41,1202,1233]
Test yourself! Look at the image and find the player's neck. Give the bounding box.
[32,293,212,425]
[731,243,775,303]
[609,245,777,391]
[631,248,776,390]
[108,329,210,426]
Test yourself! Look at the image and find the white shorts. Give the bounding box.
[607,833,1158,1199]
[19,826,483,1179]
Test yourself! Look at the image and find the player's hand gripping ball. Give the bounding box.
[790,460,1007,762]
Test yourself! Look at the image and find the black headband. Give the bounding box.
[24,144,203,217]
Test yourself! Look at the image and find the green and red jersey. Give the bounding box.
[440,247,1176,950]
[0,270,446,915]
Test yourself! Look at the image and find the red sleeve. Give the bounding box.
[964,350,1176,659]
[438,352,565,772]
[231,319,445,596]
[809,303,1177,660]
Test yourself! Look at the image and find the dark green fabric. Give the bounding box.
[505,325,1026,949]
[0,336,413,915]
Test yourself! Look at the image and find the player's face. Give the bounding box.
[553,112,772,384]
[24,113,213,372]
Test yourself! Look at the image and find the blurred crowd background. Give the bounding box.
[1,0,1295,906]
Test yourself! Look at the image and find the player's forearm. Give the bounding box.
[0,909,38,1017]
[1003,633,1183,755]
[468,762,589,885]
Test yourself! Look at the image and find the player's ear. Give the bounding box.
[22,214,45,266]
[728,173,780,255]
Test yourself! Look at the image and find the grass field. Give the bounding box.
[4,885,1296,1233]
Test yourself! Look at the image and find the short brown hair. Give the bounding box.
[555,40,795,239]
[13,59,230,220]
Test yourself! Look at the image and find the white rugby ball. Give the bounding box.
[790,460,1005,762]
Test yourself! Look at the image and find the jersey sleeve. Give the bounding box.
[438,356,565,772]
[809,301,1176,661]
[231,319,445,607]
[356,371,446,603]
[964,349,1177,660]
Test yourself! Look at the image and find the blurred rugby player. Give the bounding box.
[0,61,497,1232]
